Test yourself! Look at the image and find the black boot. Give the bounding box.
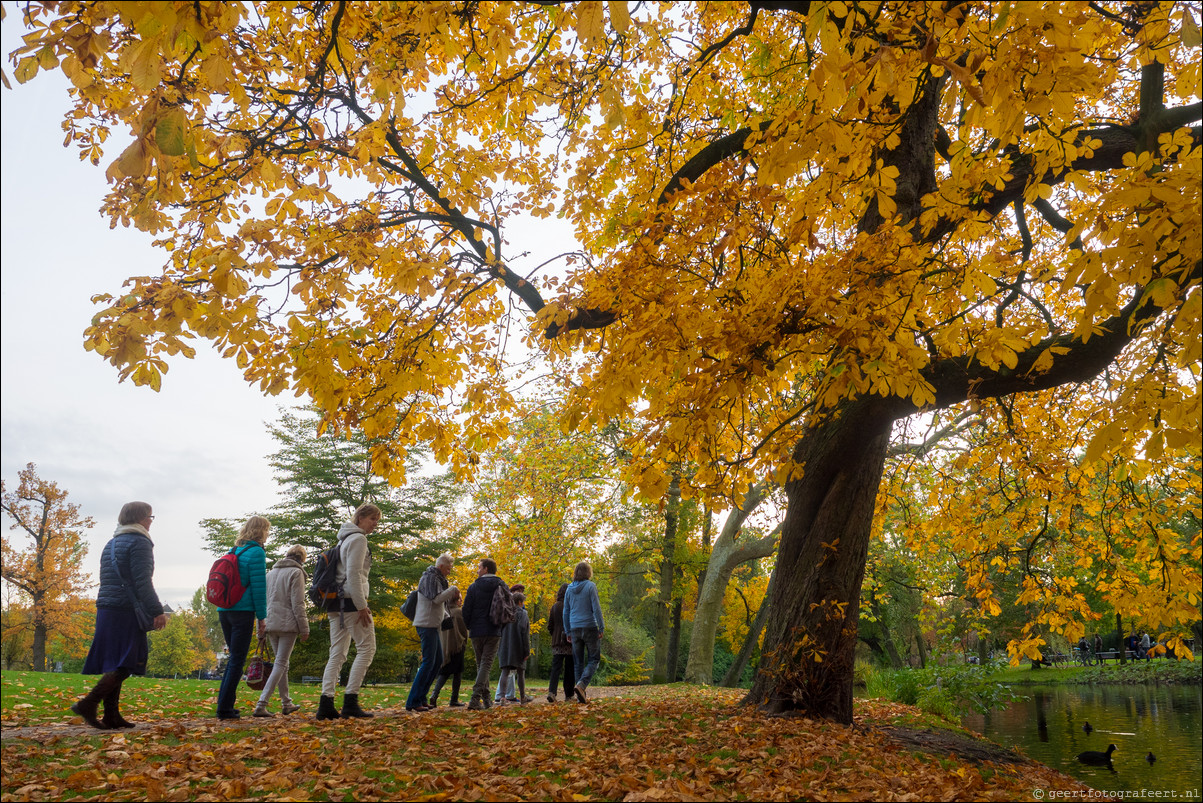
[101,677,135,729]
[315,694,340,721]
[341,693,373,718]
[449,674,464,707]
[71,672,122,729]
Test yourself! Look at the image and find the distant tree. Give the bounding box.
[187,587,224,656]
[0,604,34,670]
[147,612,209,677]
[200,407,463,682]
[1,463,94,671]
[203,406,464,607]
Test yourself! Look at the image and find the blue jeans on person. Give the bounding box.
[571,627,601,689]
[217,610,256,717]
[406,626,443,710]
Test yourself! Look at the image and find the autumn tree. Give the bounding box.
[0,463,95,672]
[202,406,463,606]
[11,1,1200,723]
[147,610,210,677]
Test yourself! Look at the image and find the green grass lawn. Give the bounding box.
[1,671,418,727]
[986,656,1200,685]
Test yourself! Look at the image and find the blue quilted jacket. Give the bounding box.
[95,531,164,617]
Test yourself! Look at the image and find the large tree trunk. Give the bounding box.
[684,484,777,684]
[32,623,47,673]
[667,591,683,681]
[652,476,681,683]
[31,588,47,672]
[744,399,894,723]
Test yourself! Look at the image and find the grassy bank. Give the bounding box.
[2,677,1089,802]
[987,657,1201,686]
[854,656,1201,720]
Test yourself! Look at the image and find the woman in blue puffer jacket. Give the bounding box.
[73,501,167,729]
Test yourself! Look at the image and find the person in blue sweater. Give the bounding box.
[563,561,604,703]
[215,516,269,720]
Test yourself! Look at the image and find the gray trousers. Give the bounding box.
[470,635,500,705]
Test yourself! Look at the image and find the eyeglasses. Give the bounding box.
[148,515,155,521]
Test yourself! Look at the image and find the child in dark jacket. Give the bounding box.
[496,592,532,704]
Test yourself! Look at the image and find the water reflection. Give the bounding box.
[963,684,1202,795]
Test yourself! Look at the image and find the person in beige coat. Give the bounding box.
[430,588,469,707]
[254,546,311,717]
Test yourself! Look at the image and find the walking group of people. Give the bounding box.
[402,556,605,712]
[72,501,605,729]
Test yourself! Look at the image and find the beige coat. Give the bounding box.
[264,557,310,636]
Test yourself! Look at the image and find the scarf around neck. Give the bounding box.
[113,523,153,542]
[418,564,448,600]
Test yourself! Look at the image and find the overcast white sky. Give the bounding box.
[1,20,285,608]
[0,12,586,609]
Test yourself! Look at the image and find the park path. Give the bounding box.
[0,685,633,743]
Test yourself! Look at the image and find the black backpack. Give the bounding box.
[308,543,344,607]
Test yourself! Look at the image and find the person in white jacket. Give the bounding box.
[406,553,458,712]
[317,503,379,720]
[254,546,310,717]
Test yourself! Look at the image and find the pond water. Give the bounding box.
[962,684,1202,797]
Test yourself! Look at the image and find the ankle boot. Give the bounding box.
[253,701,275,718]
[101,683,134,729]
[340,693,373,718]
[71,673,122,729]
[315,694,340,721]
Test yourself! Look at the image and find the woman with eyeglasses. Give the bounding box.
[73,501,167,729]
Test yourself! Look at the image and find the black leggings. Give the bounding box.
[548,653,575,698]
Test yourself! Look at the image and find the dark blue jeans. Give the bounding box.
[571,628,601,689]
[406,626,443,709]
[217,610,256,716]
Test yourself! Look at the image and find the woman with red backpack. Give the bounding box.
[215,516,269,720]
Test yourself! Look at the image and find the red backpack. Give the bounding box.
[205,546,250,608]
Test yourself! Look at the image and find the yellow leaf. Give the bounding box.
[576,1,605,50]
[608,0,631,34]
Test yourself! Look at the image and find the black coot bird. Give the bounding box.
[1077,744,1117,765]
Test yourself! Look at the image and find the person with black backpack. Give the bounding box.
[460,557,511,710]
[317,503,379,720]
[215,516,270,720]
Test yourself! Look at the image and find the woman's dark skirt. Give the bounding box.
[437,650,465,676]
[82,607,149,676]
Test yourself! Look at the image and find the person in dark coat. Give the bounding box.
[547,583,575,703]
[73,501,167,729]
[430,589,468,707]
[460,557,509,710]
[497,592,532,704]
[494,582,525,702]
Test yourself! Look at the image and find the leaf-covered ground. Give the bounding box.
[1,680,1093,802]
